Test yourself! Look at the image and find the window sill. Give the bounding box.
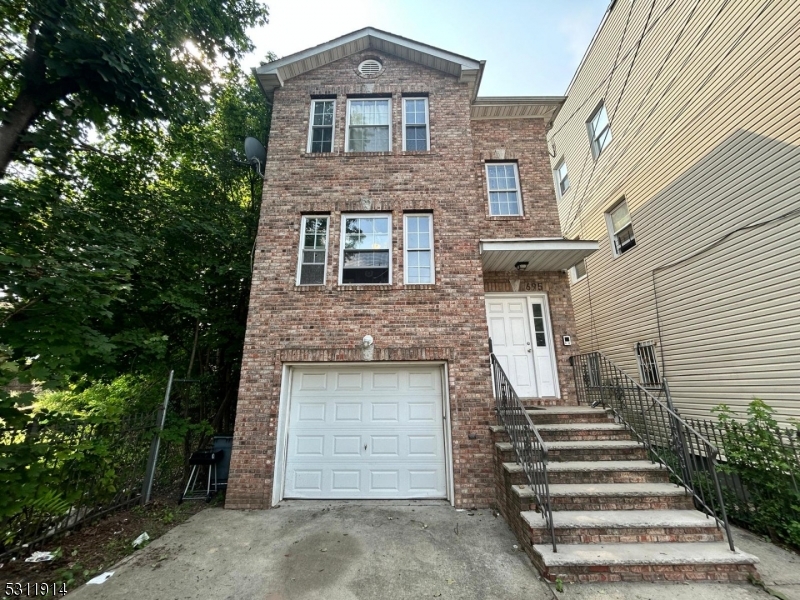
[487,215,527,221]
[612,242,639,260]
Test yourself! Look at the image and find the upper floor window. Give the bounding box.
[296,216,329,285]
[404,214,434,284]
[340,214,391,284]
[606,199,636,256]
[346,99,391,152]
[555,160,570,196]
[485,163,522,216]
[570,259,587,282]
[587,102,612,158]
[402,97,429,151]
[307,100,335,153]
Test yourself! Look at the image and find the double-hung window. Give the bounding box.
[296,216,329,285]
[346,99,391,152]
[340,214,391,284]
[307,100,335,153]
[404,214,434,284]
[555,160,570,196]
[606,200,636,256]
[587,101,612,158]
[486,163,522,216]
[402,97,429,151]
[636,341,661,388]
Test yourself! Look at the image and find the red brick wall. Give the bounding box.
[226,50,578,510]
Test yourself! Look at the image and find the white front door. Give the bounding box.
[486,295,559,398]
[284,365,447,499]
[486,297,538,397]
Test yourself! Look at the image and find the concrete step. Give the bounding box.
[527,406,612,424]
[503,460,669,486]
[495,440,649,464]
[523,509,724,545]
[514,483,694,511]
[535,423,633,442]
[530,542,758,583]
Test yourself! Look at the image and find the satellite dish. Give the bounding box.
[244,137,266,173]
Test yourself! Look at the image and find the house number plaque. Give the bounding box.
[522,282,544,291]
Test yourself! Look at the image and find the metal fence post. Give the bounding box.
[141,370,174,505]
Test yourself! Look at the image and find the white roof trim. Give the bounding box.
[256,27,483,98]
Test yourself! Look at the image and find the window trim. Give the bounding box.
[569,259,587,283]
[296,215,330,286]
[403,213,435,285]
[306,99,336,153]
[605,199,636,257]
[401,97,430,151]
[344,97,392,153]
[635,341,661,388]
[484,162,523,216]
[338,212,392,285]
[586,101,612,158]
[554,159,570,198]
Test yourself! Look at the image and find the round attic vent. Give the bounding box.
[358,59,382,77]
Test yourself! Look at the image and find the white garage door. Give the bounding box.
[284,365,447,499]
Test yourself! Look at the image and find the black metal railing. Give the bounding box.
[490,351,557,552]
[570,351,735,551]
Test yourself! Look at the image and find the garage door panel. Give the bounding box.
[285,365,447,499]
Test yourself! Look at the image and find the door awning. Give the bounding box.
[479,238,599,272]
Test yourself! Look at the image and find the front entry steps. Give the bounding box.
[491,406,759,583]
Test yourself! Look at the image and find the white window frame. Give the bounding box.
[569,259,587,283]
[485,162,523,216]
[403,213,435,285]
[339,213,392,285]
[295,215,330,286]
[554,160,570,197]
[605,199,636,257]
[306,99,336,153]
[587,101,612,158]
[402,97,430,151]
[344,98,392,153]
[635,341,661,388]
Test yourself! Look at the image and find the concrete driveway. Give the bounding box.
[68,501,553,600]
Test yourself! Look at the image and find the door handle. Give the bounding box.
[527,349,531,353]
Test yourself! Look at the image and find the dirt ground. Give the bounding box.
[0,495,211,598]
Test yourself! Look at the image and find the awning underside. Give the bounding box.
[480,238,599,272]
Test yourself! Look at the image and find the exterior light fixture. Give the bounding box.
[514,261,529,271]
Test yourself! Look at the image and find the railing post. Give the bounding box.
[709,449,735,551]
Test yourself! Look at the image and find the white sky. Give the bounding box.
[243,0,609,97]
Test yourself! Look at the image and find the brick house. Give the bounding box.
[225,27,596,510]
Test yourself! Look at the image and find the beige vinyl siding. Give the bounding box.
[549,0,800,425]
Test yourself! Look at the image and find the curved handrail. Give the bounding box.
[490,353,557,553]
[570,351,735,551]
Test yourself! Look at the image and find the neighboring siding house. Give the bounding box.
[548,1,800,425]
[225,28,597,510]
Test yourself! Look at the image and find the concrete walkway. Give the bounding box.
[67,504,799,600]
[68,501,552,600]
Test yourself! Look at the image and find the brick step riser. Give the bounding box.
[548,447,649,462]
[532,561,756,584]
[538,430,634,442]
[521,399,564,407]
[529,526,724,546]
[542,470,669,485]
[529,414,612,425]
[503,467,669,486]
[540,495,695,512]
[496,447,648,464]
